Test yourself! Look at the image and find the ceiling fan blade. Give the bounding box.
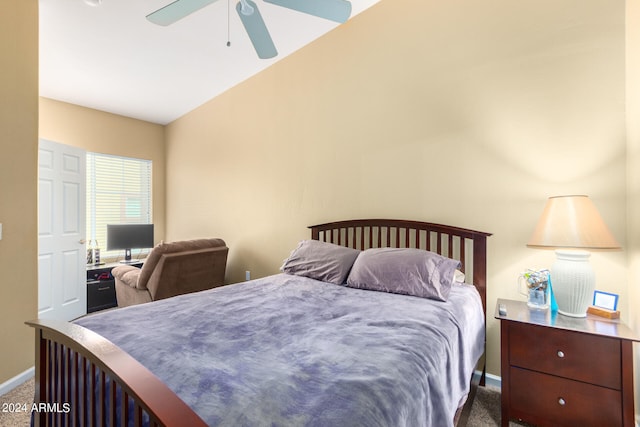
[236,0,278,59]
[147,0,219,26]
[264,0,351,23]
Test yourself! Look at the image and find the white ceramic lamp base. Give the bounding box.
[550,250,595,318]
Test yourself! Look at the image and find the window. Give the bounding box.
[86,152,152,258]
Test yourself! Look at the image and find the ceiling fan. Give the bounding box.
[146,0,352,59]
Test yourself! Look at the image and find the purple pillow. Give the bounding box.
[281,240,361,285]
[346,248,461,301]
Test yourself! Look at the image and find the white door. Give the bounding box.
[38,139,87,321]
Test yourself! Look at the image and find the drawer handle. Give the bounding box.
[557,350,565,358]
[558,397,566,406]
[98,286,110,291]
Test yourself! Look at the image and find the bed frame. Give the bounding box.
[310,219,491,426]
[27,219,491,427]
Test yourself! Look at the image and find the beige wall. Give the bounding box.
[626,0,640,419]
[39,98,167,245]
[0,0,38,384]
[165,0,627,379]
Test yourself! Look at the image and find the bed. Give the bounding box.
[27,219,491,427]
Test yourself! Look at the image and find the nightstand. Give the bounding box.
[495,298,639,427]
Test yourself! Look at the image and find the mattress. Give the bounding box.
[76,273,485,427]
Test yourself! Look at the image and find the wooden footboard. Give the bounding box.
[26,318,206,427]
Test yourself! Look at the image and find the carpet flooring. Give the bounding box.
[0,378,33,427]
[0,378,527,426]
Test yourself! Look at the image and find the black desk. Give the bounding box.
[87,261,143,313]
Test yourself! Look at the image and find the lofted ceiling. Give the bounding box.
[39,0,379,125]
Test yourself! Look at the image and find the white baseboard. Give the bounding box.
[474,370,501,389]
[0,367,34,397]
[484,372,502,389]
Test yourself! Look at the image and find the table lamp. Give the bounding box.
[527,195,620,317]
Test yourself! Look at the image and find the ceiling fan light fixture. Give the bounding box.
[146,0,350,59]
[238,0,254,16]
[83,0,102,7]
[236,0,277,59]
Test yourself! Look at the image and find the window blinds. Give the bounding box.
[86,152,153,259]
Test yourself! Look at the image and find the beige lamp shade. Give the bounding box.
[527,195,620,317]
[527,195,620,250]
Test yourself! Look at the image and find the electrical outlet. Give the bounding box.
[245,271,251,281]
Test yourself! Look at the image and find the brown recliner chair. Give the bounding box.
[113,238,228,307]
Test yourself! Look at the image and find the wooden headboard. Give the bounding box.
[309,219,492,312]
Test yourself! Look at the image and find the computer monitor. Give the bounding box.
[106,224,154,263]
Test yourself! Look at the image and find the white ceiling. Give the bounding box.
[39,0,379,125]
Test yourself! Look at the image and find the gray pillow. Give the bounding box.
[281,240,361,285]
[346,248,461,301]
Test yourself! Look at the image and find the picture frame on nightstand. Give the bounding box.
[587,290,620,319]
[592,290,619,311]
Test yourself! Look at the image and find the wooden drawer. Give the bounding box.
[510,367,622,427]
[509,322,621,389]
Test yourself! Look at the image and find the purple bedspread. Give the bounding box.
[76,273,484,427]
